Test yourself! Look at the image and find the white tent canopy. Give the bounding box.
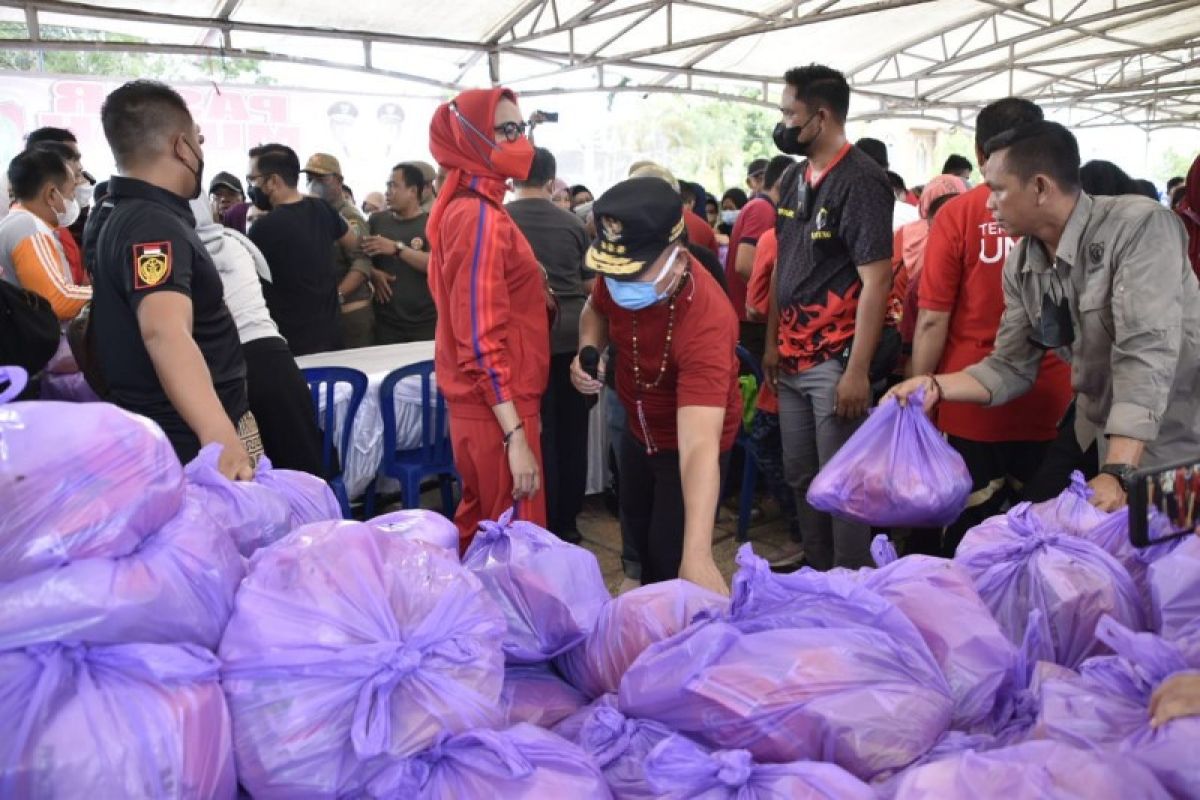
[1,0,1197,129]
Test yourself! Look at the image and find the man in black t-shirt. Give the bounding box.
[92,80,255,476]
[245,143,356,356]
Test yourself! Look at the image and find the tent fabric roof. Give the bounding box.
[2,0,1198,128]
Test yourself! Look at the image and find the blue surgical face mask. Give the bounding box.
[721,209,740,226]
[605,247,681,311]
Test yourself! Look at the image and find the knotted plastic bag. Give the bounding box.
[500,664,588,729]
[0,489,245,650]
[1035,616,1200,798]
[890,739,1171,800]
[644,734,876,800]
[184,443,294,556]
[555,579,728,699]
[0,642,236,800]
[865,541,1019,731]
[806,388,971,527]
[0,401,183,582]
[1148,534,1200,640]
[363,724,612,799]
[954,503,1145,667]
[369,508,460,556]
[463,508,610,663]
[554,694,679,799]
[219,521,507,799]
[255,460,342,528]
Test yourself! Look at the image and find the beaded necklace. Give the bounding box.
[630,268,691,455]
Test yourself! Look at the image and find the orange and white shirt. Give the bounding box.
[0,206,91,320]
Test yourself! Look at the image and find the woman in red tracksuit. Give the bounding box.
[427,87,550,548]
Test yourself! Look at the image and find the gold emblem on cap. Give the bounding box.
[601,216,624,242]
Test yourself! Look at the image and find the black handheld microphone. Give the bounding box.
[579,345,600,409]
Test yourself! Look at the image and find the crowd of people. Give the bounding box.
[2,66,1199,603]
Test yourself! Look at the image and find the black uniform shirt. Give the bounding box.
[92,176,247,461]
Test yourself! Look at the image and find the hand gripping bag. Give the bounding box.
[463,508,610,663]
[1149,534,1200,640]
[363,724,612,799]
[0,401,183,582]
[500,664,587,729]
[555,579,729,699]
[183,444,294,556]
[1035,616,1200,798]
[954,503,1145,667]
[865,544,1019,731]
[219,521,507,800]
[1025,471,1112,536]
[806,388,971,527]
[890,739,1171,800]
[553,694,679,799]
[644,734,876,800]
[0,642,236,800]
[368,508,460,556]
[0,489,245,650]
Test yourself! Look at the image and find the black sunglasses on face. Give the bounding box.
[493,120,529,142]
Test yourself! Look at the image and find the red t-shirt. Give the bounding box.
[593,256,741,452]
[724,196,775,322]
[919,184,1072,442]
[684,209,719,255]
[746,228,779,414]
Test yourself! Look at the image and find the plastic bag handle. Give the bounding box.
[0,366,28,404]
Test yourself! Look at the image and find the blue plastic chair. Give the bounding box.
[301,366,368,519]
[367,360,458,517]
[732,345,761,542]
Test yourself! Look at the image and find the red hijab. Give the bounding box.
[1176,154,1200,281]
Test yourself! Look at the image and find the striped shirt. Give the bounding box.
[0,206,91,320]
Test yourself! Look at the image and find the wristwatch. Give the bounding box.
[1099,463,1138,492]
[393,240,404,256]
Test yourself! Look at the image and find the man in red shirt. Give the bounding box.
[572,177,740,595]
[427,87,550,548]
[911,97,1073,555]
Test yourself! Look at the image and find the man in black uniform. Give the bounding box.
[92,80,256,478]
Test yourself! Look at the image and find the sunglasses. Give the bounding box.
[493,120,530,142]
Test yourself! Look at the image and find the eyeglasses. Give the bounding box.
[493,120,530,143]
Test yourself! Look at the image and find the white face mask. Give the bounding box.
[53,189,81,228]
[74,182,94,209]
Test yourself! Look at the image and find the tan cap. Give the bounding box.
[303,152,342,177]
[629,162,680,194]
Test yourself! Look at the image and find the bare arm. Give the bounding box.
[835,258,892,419]
[734,242,757,282]
[763,266,781,389]
[137,292,251,479]
[397,244,431,274]
[909,308,951,377]
[677,404,729,595]
[570,298,610,395]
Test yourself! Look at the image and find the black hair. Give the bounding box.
[679,182,698,205]
[7,148,71,201]
[984,120,1080,191]
[515,147,556,188]
[1079,160,1138,197]
[942,154,973,176]
[101,80,194,170]
[763,155,795,192]
[975,97,1044,154]
[746,158,769,178]
[391,162,426,195]
[927,193,958,220]
[249,143,301,188]
[31,141,80,166]
[886,170,907,193]
[342,185,354,199]
[24,126,77,148]
[1133,179,1159,201]
[704,197,718,211]
[783,64,850,122]
[856,138,889,169]
[1166,176,1185,193]
[569,184,591,197]
[721,188,748,209]
[1170,184,1187,209]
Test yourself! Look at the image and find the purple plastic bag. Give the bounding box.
[0,401,183,583]
[184,443,294,556]
[254,461,341,528]
[1026,471,1111,536]
[555,579,728,699]
[501,664,588,729]
[368,508,460,556]
[644,734,876,800]
[40,370,100,402]
[553,694,678,799]
[463,508,610,663]
[891,739,1171,800]
[1149,534,1200,641]
[219,521,507,800]
[1035,616,1200,798]
[0,489,245,650]
[619,615,953,779]
[954,503,1145,667]
[0,642,236,800]
[806,388,971,527]
[363,724,613,799]
[863,552,1019,731]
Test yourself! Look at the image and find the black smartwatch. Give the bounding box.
[1099,463,1137,492]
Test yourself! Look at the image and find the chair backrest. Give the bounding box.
[736,345,763,384]
[379,360,452,468]
[301,366,369,481]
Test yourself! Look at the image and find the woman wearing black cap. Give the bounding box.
[571,177,741,595]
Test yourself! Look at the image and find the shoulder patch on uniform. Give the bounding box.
[132,241,172,289]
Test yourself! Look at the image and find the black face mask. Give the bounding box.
[178,137,204,200]
[248,181,273,212]
[773,113,820,157]
[1028,290,1075,351]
